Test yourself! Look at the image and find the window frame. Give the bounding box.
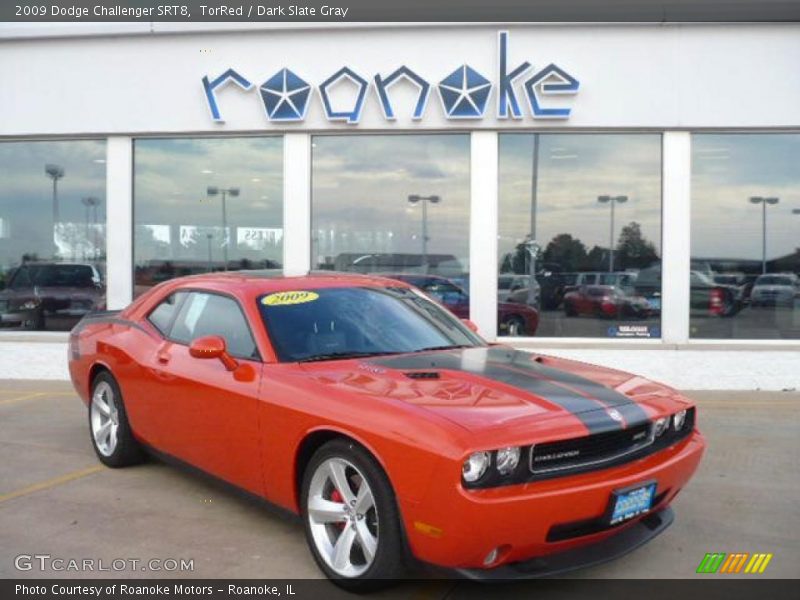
[145,287,262,362]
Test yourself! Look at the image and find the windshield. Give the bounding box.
[258,286,484,363]
[9,264,97,289]
[755,275,793,286]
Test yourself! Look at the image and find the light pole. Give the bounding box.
[206,233,213,272]
[81,197,100,260]
[407,194,441,273]
[45,164,65,237]
[207,186,239,271]
[749,196,780,274]
[597,195,628,272]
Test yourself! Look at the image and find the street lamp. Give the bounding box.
[207,186,240,271]
[597,195,628,272]
[81,197,100,260]
[45,163,65,232]
[749,196,780,274]
[407,194,441,273]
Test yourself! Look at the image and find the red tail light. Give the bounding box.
[709,288,725,315]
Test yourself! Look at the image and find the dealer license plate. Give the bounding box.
[609,482,657,525]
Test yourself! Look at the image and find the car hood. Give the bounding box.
[300,346,672,437]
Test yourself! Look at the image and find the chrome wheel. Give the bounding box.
[506,317,524,336]
[307,457,378,578]
[90,381,119,457]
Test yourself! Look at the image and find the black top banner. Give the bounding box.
[3,0,800,23]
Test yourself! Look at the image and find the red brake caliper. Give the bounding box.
[330,489,346,529]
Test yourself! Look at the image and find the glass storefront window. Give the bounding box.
[311,134,476,327]
[133,137,283,296]
[498,134,662,338]
[691,134,800,339]
[0,140,106,331]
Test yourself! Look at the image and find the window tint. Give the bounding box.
[171,292,257,359]
[148,292,186,335]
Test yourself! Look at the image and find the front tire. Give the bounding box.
[89,371,144,467]
[301,439,405,591]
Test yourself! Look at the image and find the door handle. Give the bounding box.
[157,352,171,365]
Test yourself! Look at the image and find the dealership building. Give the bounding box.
[0,19,798,388]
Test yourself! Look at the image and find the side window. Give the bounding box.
[148,292,187,335]
[171,292,258,359]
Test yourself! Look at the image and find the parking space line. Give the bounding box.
[0,392,47,405]
[0,465,104,504]
[0,391,76,406]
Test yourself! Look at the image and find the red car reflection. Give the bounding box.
[383,273,539,336]
[564,285,653,319]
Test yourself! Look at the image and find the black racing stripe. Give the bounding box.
[506,352,650,426]
[369,348,624,433]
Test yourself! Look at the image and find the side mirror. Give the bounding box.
[461,319,479,333]
[189,335,238,371]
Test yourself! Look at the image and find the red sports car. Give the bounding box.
[564,284,654,319]
[68,271,704,589]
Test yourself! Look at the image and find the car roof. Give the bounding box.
[165,269,414,291]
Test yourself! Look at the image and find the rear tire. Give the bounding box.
[89,371,144,468]
[502,315,526,337]
[301,439,405,591]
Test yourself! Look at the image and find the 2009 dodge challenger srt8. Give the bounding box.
[68,271,705,590]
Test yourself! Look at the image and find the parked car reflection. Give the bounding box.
[750,273,799,308]
[384,273,539,336]
[0,262,105,330]
[498,274,541,308]
[563,284,653,319]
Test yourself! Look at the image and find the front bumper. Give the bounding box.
[456,506,673,580]
[401,430,705,571]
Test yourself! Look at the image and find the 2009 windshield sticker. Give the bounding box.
[262,291,319,306]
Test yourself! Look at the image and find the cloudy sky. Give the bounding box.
[499,133,663,262]
[2,132,796,278]
[311,134,471,268]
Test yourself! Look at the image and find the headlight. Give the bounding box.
[495,446,521,476]
[462,451,490,483]
[20,299,41,310]
[653,416,669,437]
[673,409,688,430]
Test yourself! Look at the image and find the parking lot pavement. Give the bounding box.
[1,380,798,591]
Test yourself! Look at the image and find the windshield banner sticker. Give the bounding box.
[262,291,320,306]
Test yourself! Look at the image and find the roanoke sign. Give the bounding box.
[202,32,580,125]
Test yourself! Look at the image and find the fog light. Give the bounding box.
[462,451,490,483]
[495,446,521,476]
[654,417,669,437]
[673,409,688,430]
